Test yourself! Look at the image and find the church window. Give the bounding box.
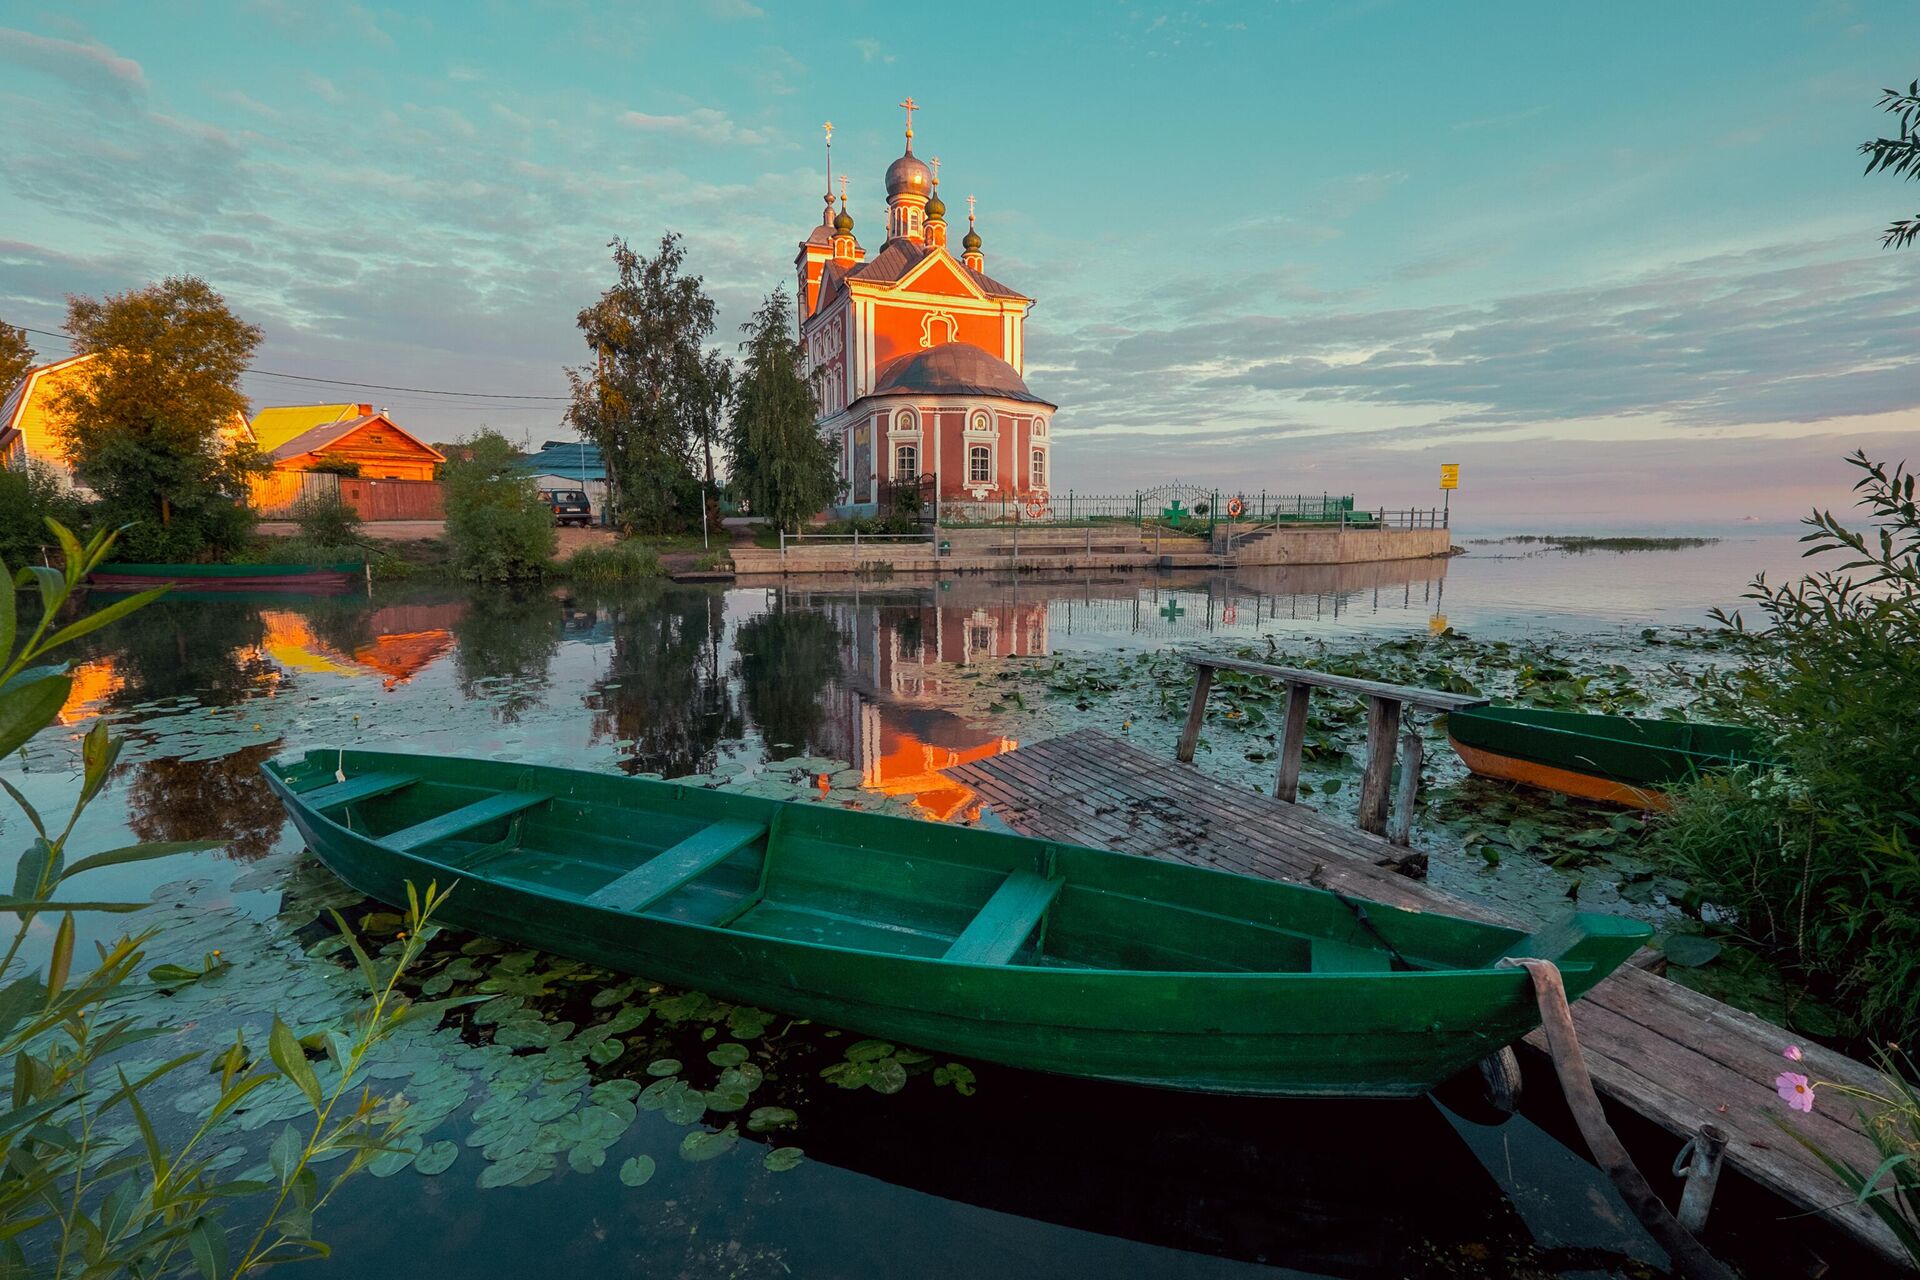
[1031,449,1046,489]
[896,443,918,481]
[1033,416,1048,437]
[968,410,992,435]
[968,445,992,485]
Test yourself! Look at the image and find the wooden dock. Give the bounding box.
[948,728,1908,1270]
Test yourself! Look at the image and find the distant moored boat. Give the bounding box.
[1447,705,1770,809]
[88,562,362,594]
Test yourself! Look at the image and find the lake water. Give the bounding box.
[2,535,1832,1278]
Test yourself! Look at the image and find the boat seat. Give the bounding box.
[1311,938,1392,973]
[586,820,767,914]
[294,772,420,813]
[383,791,552,853]
[943,870,1063,965]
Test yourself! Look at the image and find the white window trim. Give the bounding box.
[966,441,995,486]
[893,441,920,482]
[965,408,995,437]
[1029,445,1048,490]
[889,407,920,438]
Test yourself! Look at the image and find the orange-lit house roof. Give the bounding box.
[266,411,445,481]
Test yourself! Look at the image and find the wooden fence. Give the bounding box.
[250,472,444,521]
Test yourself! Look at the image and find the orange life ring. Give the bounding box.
[1222,603,1238,625]
[1225,496,1246,518]
[1025,497,1048,519]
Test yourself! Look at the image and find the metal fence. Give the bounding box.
[936,490,1371,531]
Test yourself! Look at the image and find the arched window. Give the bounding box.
[895,442,918,481]
[969,410,992,435]
[894,408,917,435]
[1030,448,1046,489]
[968,445,992,485]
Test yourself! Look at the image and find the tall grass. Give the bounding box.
[561,542,663,583]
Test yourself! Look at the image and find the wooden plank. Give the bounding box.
[944,870,1064,965]
[294,771,419,812]
[946,727,1904,1264]
[1175,664,1213,763]
[1357,696,1401,836]
[1274,682,1312,802]
[1182,653,1488,712]
[384,791,551,853]
[587,820,766,913]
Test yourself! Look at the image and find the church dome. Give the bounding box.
[885,150,932,200]
[961,226,982,251]
[871,343,1050,405]
[833,206,854,233]
[926,189,946,219]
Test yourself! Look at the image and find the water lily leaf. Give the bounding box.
[567,1143,607,1174]
[414,1141,458,1176]
[637,1077,679,1111]
[603,1005,649,1035]
[703,1088,749,1114]
[763,1147,804,1173]
[591,1079,643,1107]
[645,1058,681,1077]
[679,1125,739,1163]
[587,1039,624,1065]
[715,1064,763,1094]
[868,1059,907,1095]
[726,1007,774,1039]
[1660,934,1723,968]
[366,1147,416,1178]
[844,1039,895,1063]
[618,1154,656,1187]
[661,1083,707,1126]
[932,1063,976,1095]
[746,1106,797,1133]
[707,1043,748,1067]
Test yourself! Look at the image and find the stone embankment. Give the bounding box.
[729,523,1453,576]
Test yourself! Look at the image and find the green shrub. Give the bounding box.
[441,430,555,580]
[289,491,364,549]
[1652,451,1920,1040]
[0,461,87,565]
[561,542,663,583]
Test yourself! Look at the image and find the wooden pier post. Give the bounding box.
[1273,683,1311,802]
[1176,665,1214,764]
[1389,721,1423,846]
[1357,696,1402,835]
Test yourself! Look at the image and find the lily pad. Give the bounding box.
[707,1042,749,1067]
[679,1124,739,1163]
[645,1058,682,1077]
[1660,934,1723,968]
[619,1154,656,1187]
[414,1141,458,1176]
[763,1147,804,1173]
[746,1106,797,1133]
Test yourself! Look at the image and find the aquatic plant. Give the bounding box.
[0,522,453,1276]
[1774,1043,1920,1264]
[1654,451,1920,1041]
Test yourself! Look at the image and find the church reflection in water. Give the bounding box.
[759,555,1450,820]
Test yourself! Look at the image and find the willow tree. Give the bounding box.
[52,277,267,561]
[563,235,716,534]
[726,287,835,534]
[1862,78,1920,248]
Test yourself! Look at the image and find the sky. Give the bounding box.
[1,0,1916,529]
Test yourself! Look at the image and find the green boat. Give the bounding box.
[262,748,1651,1097]
[1448,705,1770,810]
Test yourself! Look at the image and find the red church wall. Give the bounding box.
[870,303,1007,372]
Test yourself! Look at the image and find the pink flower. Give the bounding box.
[1782,1044,1803,1062]
[1776,1071,1816,1113]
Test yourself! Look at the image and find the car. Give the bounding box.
[539,488,593,527]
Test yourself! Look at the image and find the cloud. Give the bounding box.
[0,27,147,107]
[854,38,895,64]
[619,107,770,146]
[703,0,765,17]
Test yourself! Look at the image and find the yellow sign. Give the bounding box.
[1428,613,1449,636]
[1439,463,1460,490]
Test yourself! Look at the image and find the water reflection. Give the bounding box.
[129,741,288,860]
[582,589,742,775]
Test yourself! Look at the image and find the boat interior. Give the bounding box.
[278,757,1537,977]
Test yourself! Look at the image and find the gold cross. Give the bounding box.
[838,174,848,202]
[823,120,833,144]
[899,96,917,137]
[930,155,941,184]
[966,193,976,222]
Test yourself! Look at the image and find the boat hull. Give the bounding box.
[90,562,361,594]
[1447,705,1767,808]
[263,750,1651,1097]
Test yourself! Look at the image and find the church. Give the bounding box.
[795,101,1055,512]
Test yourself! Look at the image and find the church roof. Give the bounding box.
[846,238,1025,300]
[869,343,1053,406]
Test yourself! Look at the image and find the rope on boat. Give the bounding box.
[1329,890,1413,970]
[1498,957,1736,1280]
